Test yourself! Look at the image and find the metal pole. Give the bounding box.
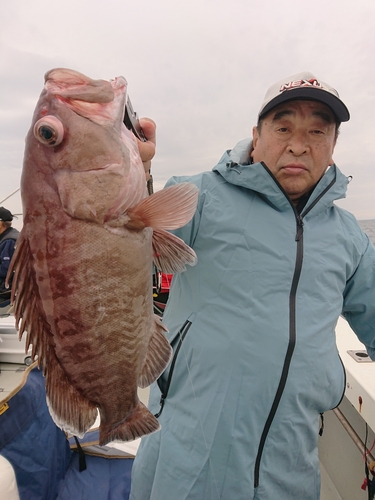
[333,407,375,475]
[0,188,20,205]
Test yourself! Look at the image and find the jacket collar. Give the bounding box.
[212,138,350,215]
[0,227,19,243]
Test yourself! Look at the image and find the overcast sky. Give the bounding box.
[1,0,374,231]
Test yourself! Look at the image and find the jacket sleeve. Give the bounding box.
[342,235,375,360]
[0,239,16,279]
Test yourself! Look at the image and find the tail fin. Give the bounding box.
[99,402,160,445]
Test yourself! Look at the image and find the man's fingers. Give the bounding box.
[140,118,156,145]
[137,118,156,167]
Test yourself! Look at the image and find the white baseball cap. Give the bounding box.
[258,71,350,122]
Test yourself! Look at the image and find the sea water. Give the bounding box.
[359,219,375,246]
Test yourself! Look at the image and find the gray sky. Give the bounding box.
[1,0,374,231]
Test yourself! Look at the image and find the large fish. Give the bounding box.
[9,68,198,445]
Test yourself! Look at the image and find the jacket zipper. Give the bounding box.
[254,164,337,488]
[253,210,303,487]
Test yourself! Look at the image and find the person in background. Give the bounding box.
[0,207,19,300]
[132,72,375,500]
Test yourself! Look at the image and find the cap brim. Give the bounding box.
[260,88,350,122]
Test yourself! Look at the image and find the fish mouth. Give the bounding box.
[110,76,127,90]
[44,69,128,126]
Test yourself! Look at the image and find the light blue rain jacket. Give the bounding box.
[130,139,375,500]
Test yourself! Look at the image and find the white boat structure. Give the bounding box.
[319,316,375,499]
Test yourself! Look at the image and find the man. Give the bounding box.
[0,206,19,300]
[132,72,375,499]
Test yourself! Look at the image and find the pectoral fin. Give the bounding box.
[125,182,199,230]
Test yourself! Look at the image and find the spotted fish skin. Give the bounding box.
[9,68,198,445]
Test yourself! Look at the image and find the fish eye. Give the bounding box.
[34,115,64,146]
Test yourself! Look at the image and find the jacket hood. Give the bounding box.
[0,226,19,243]
[213,138,350,214]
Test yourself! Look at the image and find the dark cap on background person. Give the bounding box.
[258,71,350,123]
[0,207,14,222]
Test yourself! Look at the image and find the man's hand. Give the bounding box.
[137,118,156,181]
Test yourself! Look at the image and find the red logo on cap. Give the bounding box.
[280,78,323,93]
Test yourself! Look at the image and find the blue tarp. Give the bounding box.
[0,366,134,500]
[57,453,133,500]
[0,366,72,500]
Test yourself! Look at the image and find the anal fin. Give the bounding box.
[45,356,98,438]
[99,402,160,445]
[138,314,172,388]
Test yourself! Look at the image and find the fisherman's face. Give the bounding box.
[251,100,337,205]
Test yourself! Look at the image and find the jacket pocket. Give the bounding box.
[331,354,346,409]
[316,351,347,413]
[155,313,195,417]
